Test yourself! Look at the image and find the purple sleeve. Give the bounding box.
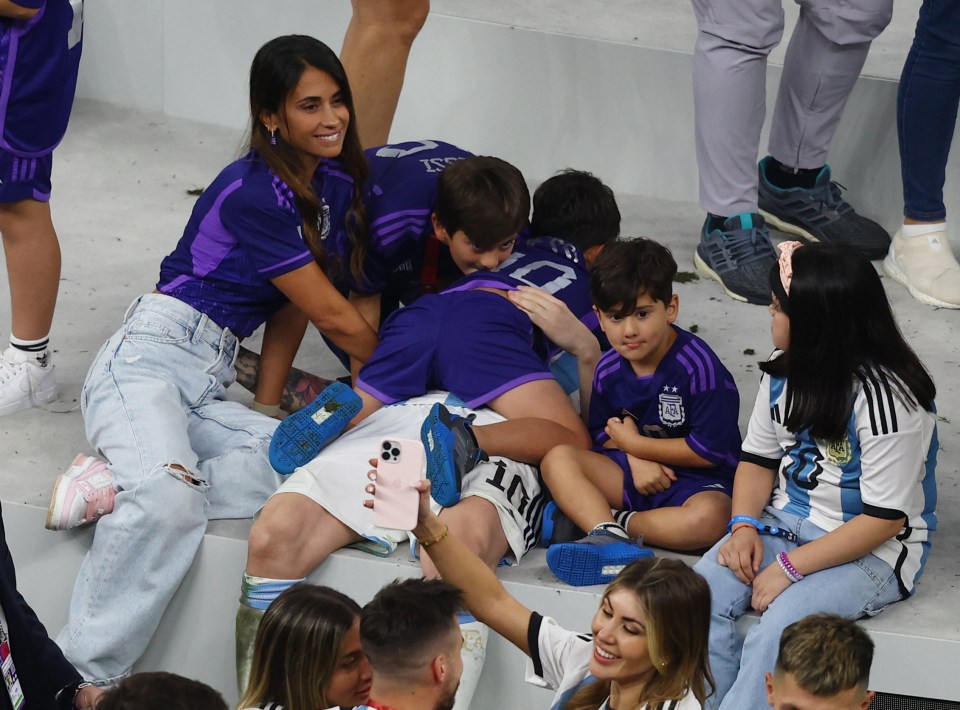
[220,179,315,280]
[683,370,742,471]
[588,359,619,444]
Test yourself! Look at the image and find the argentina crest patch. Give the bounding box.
[658,386,685,427]
[319,198,331,242]
[824,436,852,466]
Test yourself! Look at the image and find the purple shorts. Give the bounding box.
[600,449,734,512]
[357,289,553,408]
[0,149,53,203]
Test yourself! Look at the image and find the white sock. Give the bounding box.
[901,221,946,239]
[593,522,630,540]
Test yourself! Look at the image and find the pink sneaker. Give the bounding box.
[46,454,117,531]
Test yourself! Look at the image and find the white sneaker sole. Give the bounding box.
[46,454,88,531]
[883,252,960,310]
[759,209,819,244]
[0,367,58,417]
[693,251,748,303]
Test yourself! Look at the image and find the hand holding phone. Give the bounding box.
[372,438,424,530]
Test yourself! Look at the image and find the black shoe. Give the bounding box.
[758,156,890,259]
[695,213,776,305]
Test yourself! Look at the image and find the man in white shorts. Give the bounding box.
[237,270,600,707]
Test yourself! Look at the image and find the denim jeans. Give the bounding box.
[898,0,960,221]
[56,294,281,683]
[694,508,904,710]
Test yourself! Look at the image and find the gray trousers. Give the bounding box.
[692,0,893,216]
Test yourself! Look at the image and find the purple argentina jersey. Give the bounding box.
[590,326,741,477]
[350,139,473,297]
[499,235,600,355]
[357,272,553,408]
[0,0,82,156]
[156,152,354,338]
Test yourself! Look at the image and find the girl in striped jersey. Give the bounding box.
[695,241,938,709]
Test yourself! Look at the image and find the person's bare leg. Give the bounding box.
[246,492,361,578]
[0,199,59,340]
[540,445,623,533]
[624,490,731,551]
[340,0,431,148]
[472,379,592,465]
[418,496,508,578]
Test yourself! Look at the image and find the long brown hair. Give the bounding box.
[565,558,715,710]
[237,584,361,710]
[247,35,369,283]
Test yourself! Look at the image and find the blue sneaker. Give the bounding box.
[268,382,362,475]
[695,213,777,305]
[539,501,584,547]
[758,156,889,259]
[420,403,488,508]
[547,530,654,587]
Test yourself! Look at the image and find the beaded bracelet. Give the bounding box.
[776,551,803,583]
[727,515,798,543]
[417,524,450,548]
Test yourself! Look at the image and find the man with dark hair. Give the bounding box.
[357,579,464,710]
[766,614,875,710]
[98,672,227,710]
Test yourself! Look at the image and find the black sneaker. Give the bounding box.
[539,501,585,547]
[695,213,776,305]
[758,156,890,259]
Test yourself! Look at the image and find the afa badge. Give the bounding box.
[319,199,331,243]
[658,387,685,427]
[824,436,852,466]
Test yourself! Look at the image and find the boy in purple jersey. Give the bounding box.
[541,238,742,586]
[0,0,83,416]
[242,142,526,410]
[268,170,624,475]
[240,167,618,415]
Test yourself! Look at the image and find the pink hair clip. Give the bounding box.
[777,241,803,295]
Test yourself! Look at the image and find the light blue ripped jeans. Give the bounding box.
[56,294,282,683]
[694,507,904,710]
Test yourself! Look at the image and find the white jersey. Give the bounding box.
[524,613,702,710]
[742,368,938,596]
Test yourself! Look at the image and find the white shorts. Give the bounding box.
[272,392,546,563]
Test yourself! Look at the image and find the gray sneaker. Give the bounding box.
[695,213,776,305]
[758,157,890,259]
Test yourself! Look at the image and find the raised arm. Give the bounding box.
[410,482,534,656]
[271,261,378,365]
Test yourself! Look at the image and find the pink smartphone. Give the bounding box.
[373,438,424,530]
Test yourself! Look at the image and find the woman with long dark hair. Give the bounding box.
[695,242,938,708]
[50,35,377,685]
